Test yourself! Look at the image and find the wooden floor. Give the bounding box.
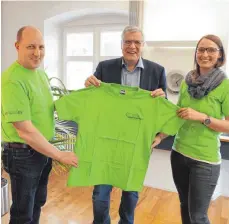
[2,172,229,224]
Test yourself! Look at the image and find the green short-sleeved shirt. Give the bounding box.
[55,83,184,191]
[173,79,229,163]
[1,61,55,142]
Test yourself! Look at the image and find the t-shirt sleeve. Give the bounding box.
[54,90,87,122]
[176,81,185,107]
[221,80,229,117]
[2,82,31,123]
[155,97,185,136]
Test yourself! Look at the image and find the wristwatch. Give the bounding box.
[203,116,211,126]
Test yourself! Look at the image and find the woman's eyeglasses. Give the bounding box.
[197,47,220,55]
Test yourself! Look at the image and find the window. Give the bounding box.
[63,26,123,90]
[67,33,93,56]
[100,31,122,56]
[66,61,93,90]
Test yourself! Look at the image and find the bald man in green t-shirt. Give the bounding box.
[1,26,77,223]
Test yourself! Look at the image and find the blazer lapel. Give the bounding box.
[140,59,149,90]
[112,58,123,84]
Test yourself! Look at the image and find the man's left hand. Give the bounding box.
[151,88,166,98]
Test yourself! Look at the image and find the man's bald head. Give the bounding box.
[15,26,45,70]
[16,26,42,43]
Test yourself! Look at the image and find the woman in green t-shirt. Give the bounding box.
[152,34,229,223]
[172,35,229,223]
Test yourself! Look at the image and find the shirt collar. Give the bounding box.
[122,57,144,69]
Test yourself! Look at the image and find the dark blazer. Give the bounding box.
[94,57,166,92]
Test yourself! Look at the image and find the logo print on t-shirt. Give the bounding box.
[120,89,126,95]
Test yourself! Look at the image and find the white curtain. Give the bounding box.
[129,1,144,28]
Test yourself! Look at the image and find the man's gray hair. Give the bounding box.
[121,25,144,41]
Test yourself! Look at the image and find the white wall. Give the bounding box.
[1,1,129,71]
[44,24,61,79]
[143,0,229,42]
[143,0,229,102]
[143,44,196,103]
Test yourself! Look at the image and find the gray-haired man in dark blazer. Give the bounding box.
[84,25,166,224]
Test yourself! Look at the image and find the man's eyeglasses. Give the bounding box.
[197,47,220,55]
[123,40,144,47]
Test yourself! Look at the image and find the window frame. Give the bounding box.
[62,24,124,89]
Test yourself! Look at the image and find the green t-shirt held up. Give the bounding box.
[173,79,229,163]
[55,83,184,191]
[1,61,55,143]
